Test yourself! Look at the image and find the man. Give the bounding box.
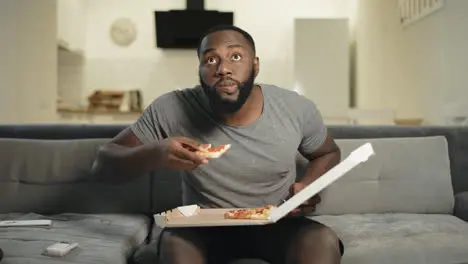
[92,25,343,264]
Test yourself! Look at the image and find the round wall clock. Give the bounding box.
[109,18,137,47]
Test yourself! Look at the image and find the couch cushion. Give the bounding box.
[312,213,468,264]
[308,136,454,215]
[327,125,468,194]
[0,138,151,214]
[0,213,150,264]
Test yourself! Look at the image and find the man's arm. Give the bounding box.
[92,128,206,183]
[91,128,164,182]
[289,97,341,215]
[91,93,210,183]
[299,135,341,186]
[296,95,341,186]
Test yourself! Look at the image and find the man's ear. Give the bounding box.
[253,57,260,77]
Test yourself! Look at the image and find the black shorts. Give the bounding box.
[157,217,344,264]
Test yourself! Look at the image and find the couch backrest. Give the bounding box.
[300,136,454,215]
[1,124,467,215]
[327,125,468,194]
[2,124,465,193]
[0,138,152,214]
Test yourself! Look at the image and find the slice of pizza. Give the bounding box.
[195,144,231,159]
[224,205,276,220]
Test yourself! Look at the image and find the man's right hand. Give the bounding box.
[155,137,208,171]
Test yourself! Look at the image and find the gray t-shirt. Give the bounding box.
[131,84,327,208]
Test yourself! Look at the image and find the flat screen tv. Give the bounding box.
[154,10,234,49]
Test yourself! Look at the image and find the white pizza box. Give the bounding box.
[154,142,375,228]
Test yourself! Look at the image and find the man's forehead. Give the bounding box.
[200,30,252,53]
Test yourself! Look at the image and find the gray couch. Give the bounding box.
[0,124,467,264]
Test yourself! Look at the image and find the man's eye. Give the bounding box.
[231,54,242,61]
[206,57,217,64]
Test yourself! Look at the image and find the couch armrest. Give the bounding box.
[454,191,468,222]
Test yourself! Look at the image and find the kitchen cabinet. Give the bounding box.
[294,18,350,122]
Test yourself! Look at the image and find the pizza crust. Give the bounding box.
[249,213,270,220]
[196,144,231,159]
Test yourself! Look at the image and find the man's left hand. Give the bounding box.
[288,182,321,216]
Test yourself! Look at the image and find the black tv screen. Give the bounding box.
[155,10,234,49]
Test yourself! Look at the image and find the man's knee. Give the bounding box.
[296,224,342,254]
[309,226,339,247]
[287,223,342,264]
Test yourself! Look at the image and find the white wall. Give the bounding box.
[354,0,468,123]
[83,0,350,107]
[2,0,467,124]
[0,0,57,124]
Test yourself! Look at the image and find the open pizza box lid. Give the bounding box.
[154,142,375,228]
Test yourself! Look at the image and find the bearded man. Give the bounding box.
[92,25,343,264]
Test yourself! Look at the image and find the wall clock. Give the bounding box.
[110,18,137,47]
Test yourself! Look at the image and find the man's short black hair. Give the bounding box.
[197,24,256,57]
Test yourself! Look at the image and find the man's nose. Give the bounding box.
[215,60,232,76]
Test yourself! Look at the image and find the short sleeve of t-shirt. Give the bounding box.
[297,96,328,157]
[130,93,172,144]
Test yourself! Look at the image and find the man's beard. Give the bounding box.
[200,69,255,114]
